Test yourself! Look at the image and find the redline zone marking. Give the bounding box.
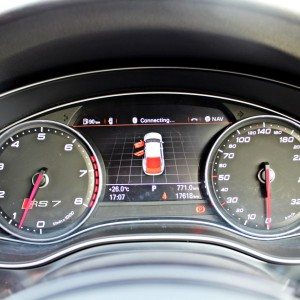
[90,155,100,207]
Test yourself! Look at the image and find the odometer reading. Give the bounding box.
[205,116,300,237]
[0,121,103,241]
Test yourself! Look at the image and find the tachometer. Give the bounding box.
[0,120,103,241]
[205,115,300,237]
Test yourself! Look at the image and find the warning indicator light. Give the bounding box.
[195,204,206,214]
[161,192,168,200]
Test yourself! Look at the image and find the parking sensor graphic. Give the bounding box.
[134,140,145,149]
[142,132,165,175]
[133,132,165,176]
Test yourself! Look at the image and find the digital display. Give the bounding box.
[74,97,231,202]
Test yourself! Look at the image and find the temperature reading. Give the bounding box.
[105,183,201,202]
[109,186,130,193]
[107,185,130,202]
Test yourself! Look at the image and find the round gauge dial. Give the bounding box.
[205,115,300,237]
[0,120,103,241]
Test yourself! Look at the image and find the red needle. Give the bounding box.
[18,169,46,229]
[264,163,272,230]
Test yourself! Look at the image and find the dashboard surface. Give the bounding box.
[0,1,299,299]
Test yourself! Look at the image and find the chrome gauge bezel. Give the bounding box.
[205,115,300,238]
[0,120,104,242]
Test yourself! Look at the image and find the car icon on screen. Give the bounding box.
[142,132,165,176]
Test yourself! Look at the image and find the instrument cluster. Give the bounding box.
[0,93,298,242]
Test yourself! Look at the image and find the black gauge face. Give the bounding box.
[0,121,103,241]
[205,116,300,237]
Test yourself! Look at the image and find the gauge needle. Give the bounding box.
[18,168,47,229]
[264,163,272,230]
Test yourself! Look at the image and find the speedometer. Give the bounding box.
[0,120,103,241]
[205,115,300,237]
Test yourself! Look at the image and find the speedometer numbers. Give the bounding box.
[0,121,103,241]
[205,116,300,237]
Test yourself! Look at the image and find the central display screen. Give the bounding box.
[73,96,231,202]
